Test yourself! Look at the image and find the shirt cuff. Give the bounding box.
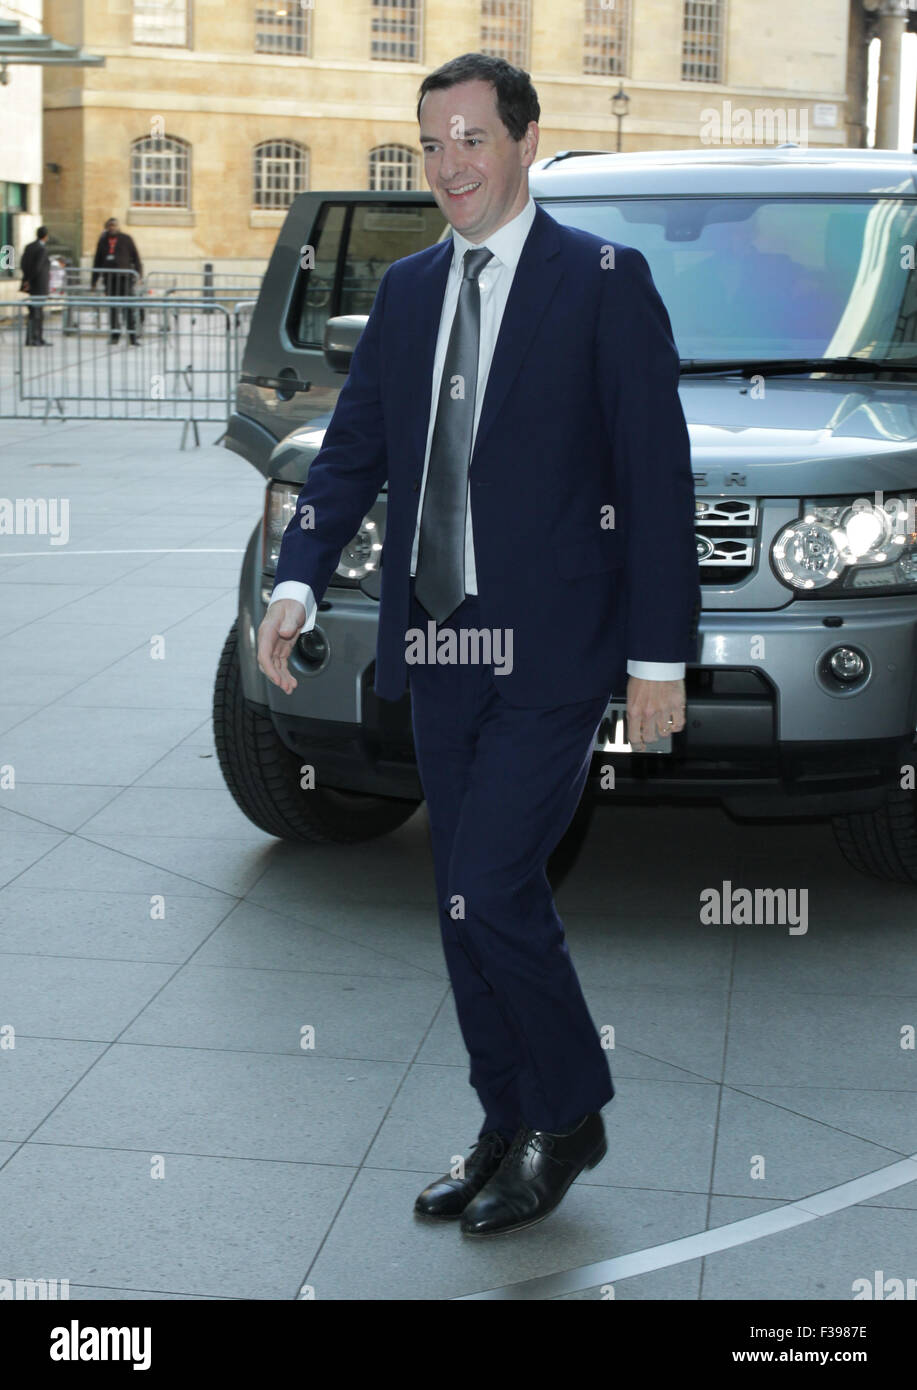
[626,659,686,680]
[267,580,317,635]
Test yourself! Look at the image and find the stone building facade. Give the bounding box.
[39,0,852,276]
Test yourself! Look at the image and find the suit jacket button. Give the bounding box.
[412,480,420,491]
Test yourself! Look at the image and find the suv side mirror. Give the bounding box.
[323,315,368,373]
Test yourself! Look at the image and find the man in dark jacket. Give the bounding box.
[261,54,700,1238]
[20,226,51,346]
[91,217,143,344]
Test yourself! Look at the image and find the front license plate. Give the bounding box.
[594,702,672,754]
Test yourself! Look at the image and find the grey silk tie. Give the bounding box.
[414,245,494,621]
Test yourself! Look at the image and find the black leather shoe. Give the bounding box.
[460,1112,607,1237]
[414,1131,512,1219]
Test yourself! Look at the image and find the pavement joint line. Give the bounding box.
[0,548,246,557]
[454,1152,917,1300]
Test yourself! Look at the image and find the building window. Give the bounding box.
[132,0,189,47]
[480,0,530,68]
[682,0,724,82]
[583,0,630,76]
[130,135,191,207]
[253,140,309,208]
[371,0,422,61]
[368,145,419,191]
[255,2,310,54]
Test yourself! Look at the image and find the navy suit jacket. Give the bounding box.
[274,202,701,706]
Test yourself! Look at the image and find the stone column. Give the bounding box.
[874,0,908,149]
[846,0,869,147]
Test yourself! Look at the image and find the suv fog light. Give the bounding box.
[828,647,865,682]
[298,625,330,674]
[816,644,870,696]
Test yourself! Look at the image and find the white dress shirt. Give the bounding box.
[269,195,684,681]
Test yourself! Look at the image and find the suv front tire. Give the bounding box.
[832,781,917,885]
[212,621,421,844]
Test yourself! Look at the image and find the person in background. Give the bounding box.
[90,217,143,345]
[19,226,51,346]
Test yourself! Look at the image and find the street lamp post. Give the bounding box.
[611,83,630,153]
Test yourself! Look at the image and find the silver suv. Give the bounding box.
[215,146,917,884]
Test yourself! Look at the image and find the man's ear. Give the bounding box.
[521,120,539,168]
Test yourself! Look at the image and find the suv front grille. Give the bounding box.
[695,496,758,584]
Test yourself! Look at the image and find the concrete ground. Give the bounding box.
[0,419,915,1302]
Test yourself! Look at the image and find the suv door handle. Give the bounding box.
[240,373,312,395]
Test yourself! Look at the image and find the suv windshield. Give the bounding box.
[543,196,917,366]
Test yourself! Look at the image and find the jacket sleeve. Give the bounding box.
[272,265,391,602]
[596,244,700,665]
[127,236,143,278]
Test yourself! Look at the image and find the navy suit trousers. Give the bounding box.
[407,585,615,1139]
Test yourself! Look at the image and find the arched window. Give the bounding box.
[130,134,190,207]
[368,144,419,191]
[479,0,530,68]
[253,140,309,209]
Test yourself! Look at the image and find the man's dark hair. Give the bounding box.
[36,225,48,239]
[417,52,539,142]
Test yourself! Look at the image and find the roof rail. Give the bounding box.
[539,149,613,168]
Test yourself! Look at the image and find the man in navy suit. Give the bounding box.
[259,53,700,1237]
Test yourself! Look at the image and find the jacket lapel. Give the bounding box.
[470,204,563,466]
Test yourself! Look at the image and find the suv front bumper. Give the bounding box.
[256,587,917,818]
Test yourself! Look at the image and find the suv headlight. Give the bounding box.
[262,483,300,574]
[262,481,383,586]
[772,494,917,595]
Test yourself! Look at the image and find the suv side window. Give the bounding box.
[290,202,347,348]
[339,204,446,315]
[287,200,445,346]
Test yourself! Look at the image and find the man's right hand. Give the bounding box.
[257,599,306,695]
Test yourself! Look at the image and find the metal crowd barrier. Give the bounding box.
[231,301,257,380]
[144,269,264,295]
[58,268,143,335]
[52,269,264,331]
[0,295,255,448]
[62,267,142,289]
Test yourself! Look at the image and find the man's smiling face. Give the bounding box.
[419,79,538,244]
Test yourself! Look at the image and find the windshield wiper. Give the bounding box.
[679,356,917,378]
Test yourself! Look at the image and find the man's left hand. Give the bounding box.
[626,676,686,750]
